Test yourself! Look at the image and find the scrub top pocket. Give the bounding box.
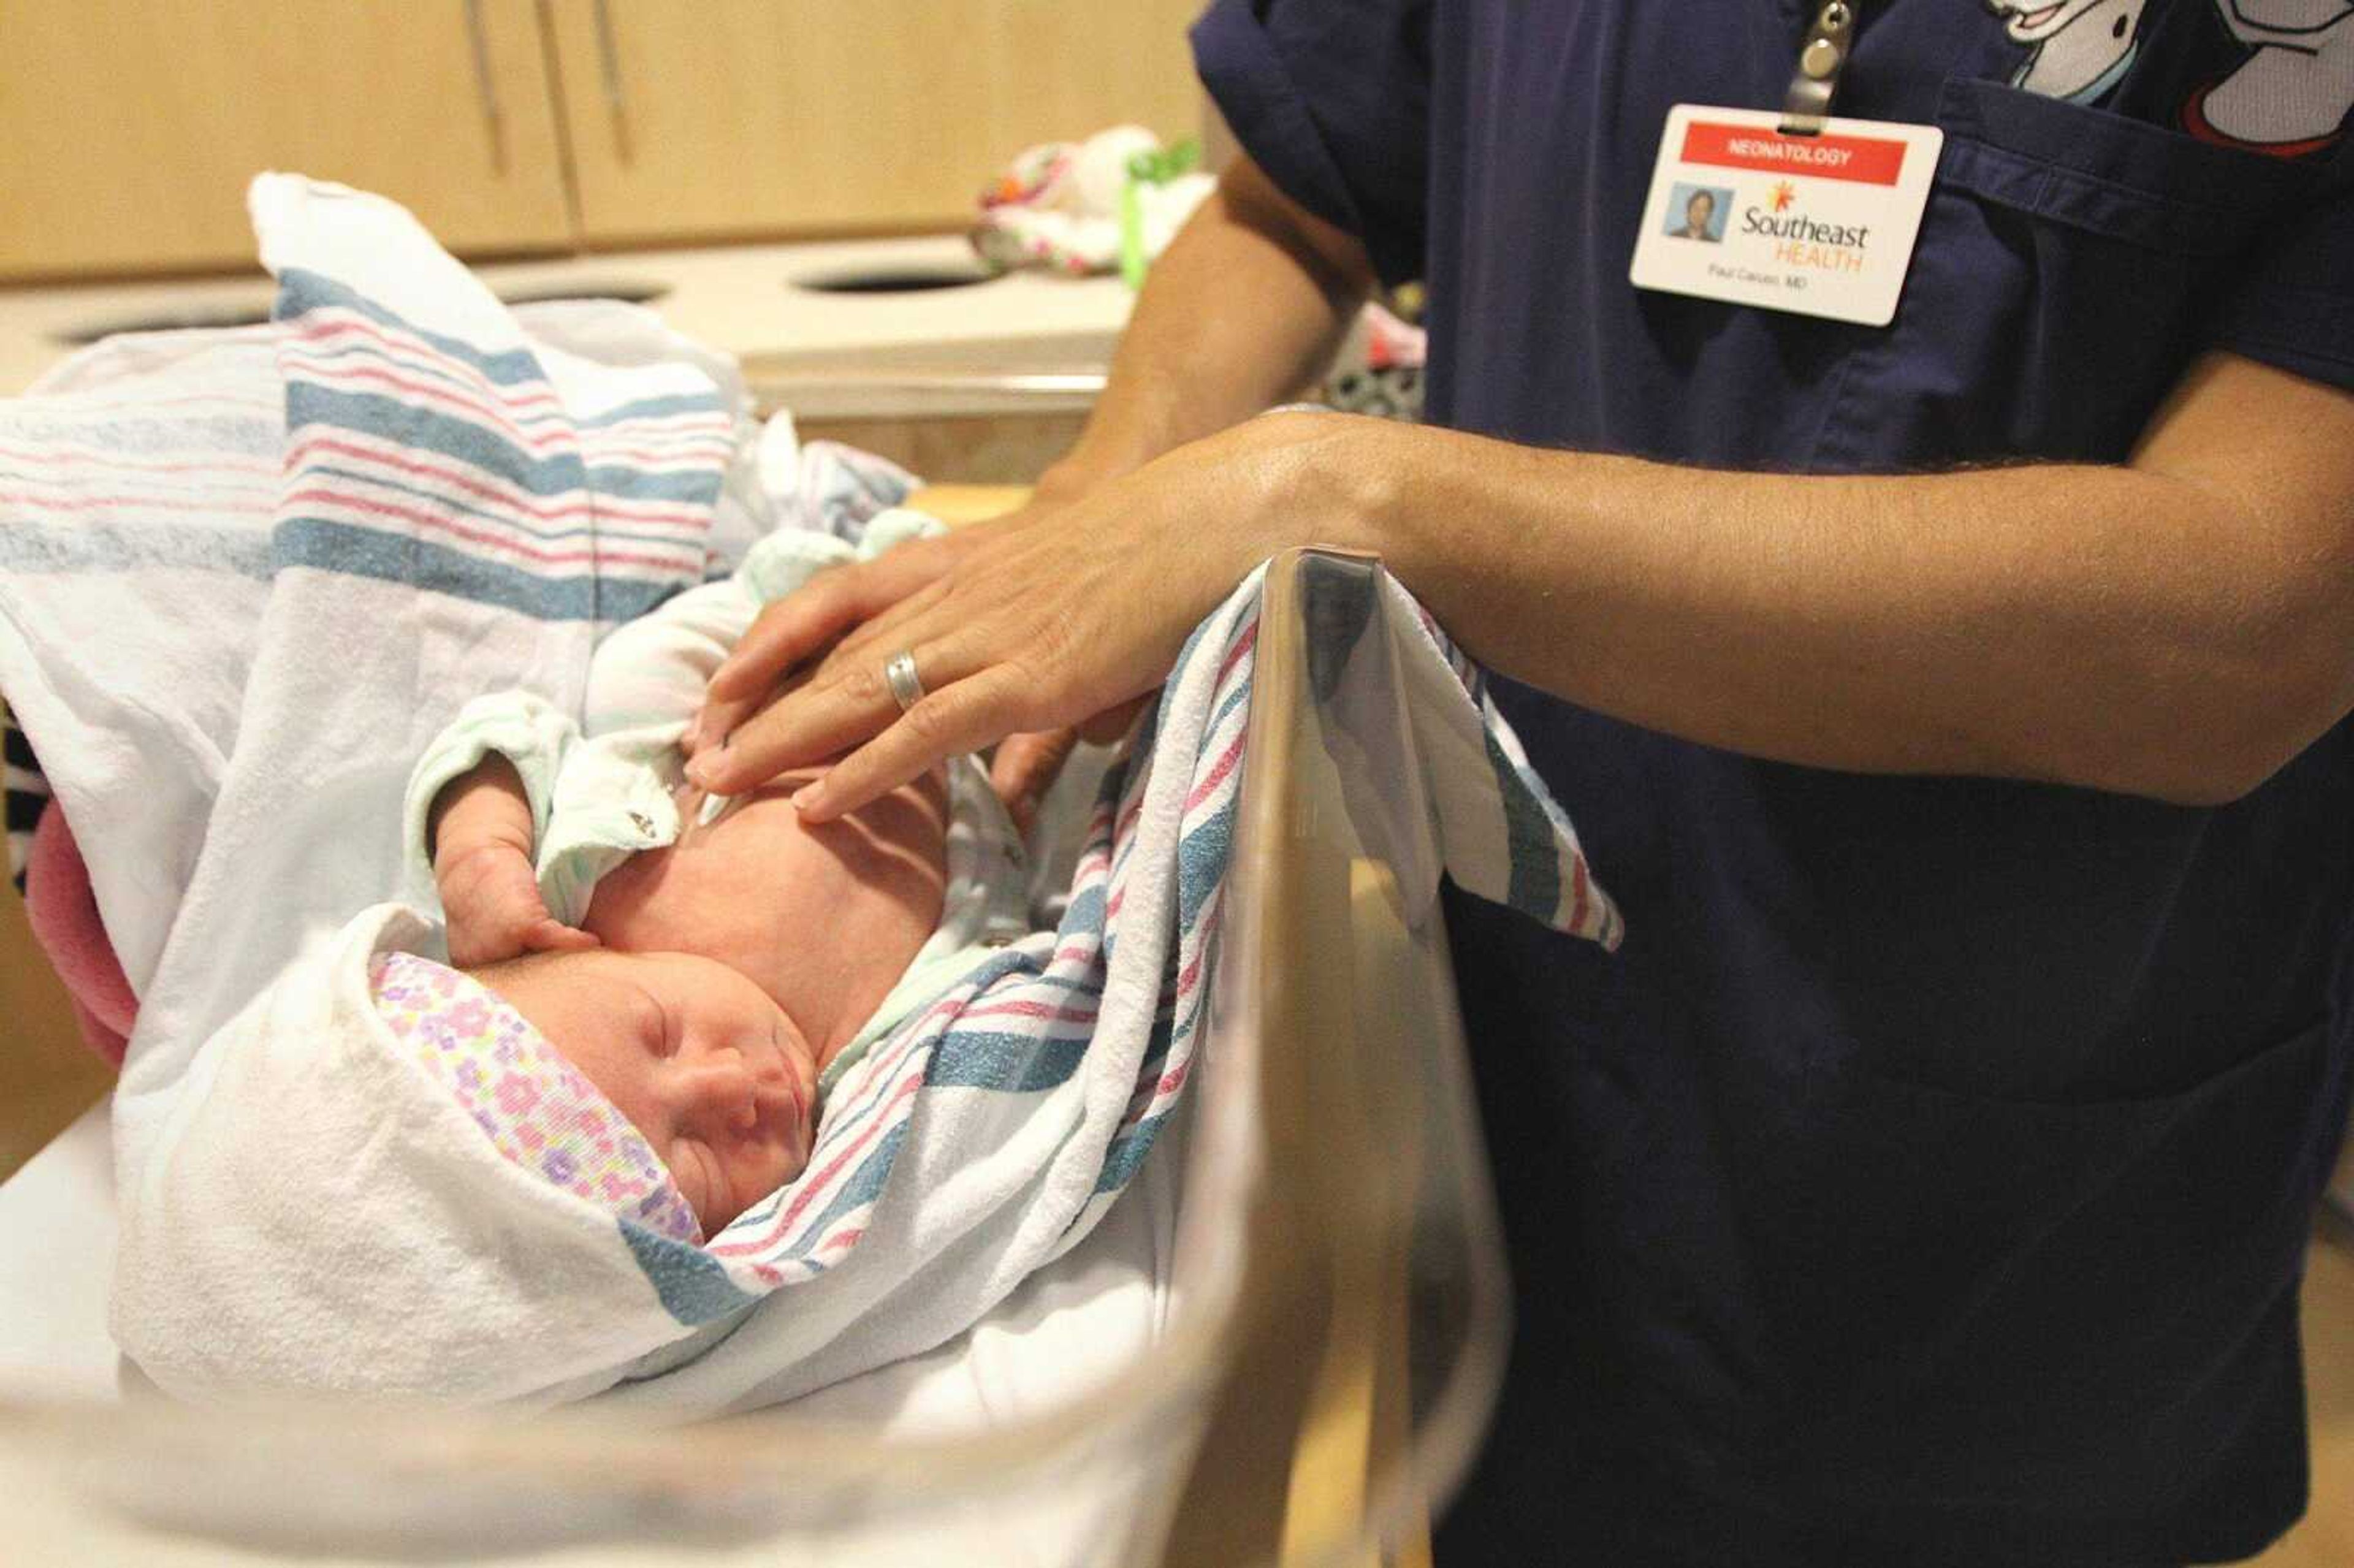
[1811,76,2324,471]
[1737,1015,2341,1529]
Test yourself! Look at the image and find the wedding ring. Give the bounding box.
[883,650,926,713]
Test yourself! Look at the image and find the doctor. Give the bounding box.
[688,2,2354,1562]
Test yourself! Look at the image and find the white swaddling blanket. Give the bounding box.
[0,178,1622,1417]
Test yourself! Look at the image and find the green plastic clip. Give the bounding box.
[1120,137,1204,291]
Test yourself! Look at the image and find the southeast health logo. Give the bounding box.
[1738,191,1872,275]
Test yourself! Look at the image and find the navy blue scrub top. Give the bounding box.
[1195,2,2354,1564]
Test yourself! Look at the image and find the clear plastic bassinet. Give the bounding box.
[0,547,1515,1567]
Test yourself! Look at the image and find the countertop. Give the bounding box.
[0,234,1128,419]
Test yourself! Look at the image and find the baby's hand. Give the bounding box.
[435,839,599,969]
[427,755,597,968]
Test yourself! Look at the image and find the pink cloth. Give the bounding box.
[23,802,134,1067]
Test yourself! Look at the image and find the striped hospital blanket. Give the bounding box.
[10,176,1618,1414]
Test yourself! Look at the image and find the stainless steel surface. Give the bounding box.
[1780,0,1856,134]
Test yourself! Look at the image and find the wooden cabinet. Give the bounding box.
[0,0,571,281]
[0,2,1207,280]
[544,0,1207,245]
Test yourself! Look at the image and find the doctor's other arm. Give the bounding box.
[687,162,2354,818]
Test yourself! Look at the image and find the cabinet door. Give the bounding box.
[548,1,1206,245]
[0,1,571,280]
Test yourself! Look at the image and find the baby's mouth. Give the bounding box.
[766,1026,816,1146]
[782,1074,811,1150]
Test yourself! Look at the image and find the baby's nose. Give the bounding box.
[752,1074,801,1132]
[677,1056,760,1132]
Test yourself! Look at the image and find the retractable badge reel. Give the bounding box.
[1628,1,1943,327]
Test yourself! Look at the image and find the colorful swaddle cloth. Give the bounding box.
[370,951,703,1244]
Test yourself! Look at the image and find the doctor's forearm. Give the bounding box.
[1043,155,1373,500]
[1309,376,2354,804]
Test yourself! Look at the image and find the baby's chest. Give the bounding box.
[584,783,952,1005]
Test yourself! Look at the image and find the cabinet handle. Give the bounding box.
[463,0,507,173]
[593,0,633,163]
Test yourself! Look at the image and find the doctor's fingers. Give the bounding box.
[693,580,948,756]
[1080,695,1152,744]
[690,660,823,765]
[790,611,1183,820]
[806,576,958,690]
[991,698,1151,834]
[709,569,869,703]
[791,663,1051,823]
[706,540,953,709]
[990,727,1083,835]
[687,625,1004,796]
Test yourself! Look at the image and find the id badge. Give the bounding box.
[1629,105,1943,328]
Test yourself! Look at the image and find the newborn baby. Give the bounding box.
[405,513,1028,1238]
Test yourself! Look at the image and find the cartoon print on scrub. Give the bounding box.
[2183,2,2354,154]
[1982,0,2152,104]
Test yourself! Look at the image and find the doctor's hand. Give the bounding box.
[682,412,1357,821]
[685,499,1061,804]
[680,516,1013,759]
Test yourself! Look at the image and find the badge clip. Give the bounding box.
[1780,1,1857,137]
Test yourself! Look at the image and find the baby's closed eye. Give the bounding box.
[628,984,676,1057]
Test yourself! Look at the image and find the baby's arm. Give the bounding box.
[427,755,598,968]
[405,693,595,967]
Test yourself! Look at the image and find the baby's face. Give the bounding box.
[471,949,818,1236]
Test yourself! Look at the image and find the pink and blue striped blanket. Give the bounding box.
[0,178,1618,1414]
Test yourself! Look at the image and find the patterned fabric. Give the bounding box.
[273,267,729,626]
[1321,299,1428,424]
[1322,363,1424,422]
[696,658,1228,1288]
[969,125,1214,278]
[368,951,702,1244]
[787,438,920,544]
